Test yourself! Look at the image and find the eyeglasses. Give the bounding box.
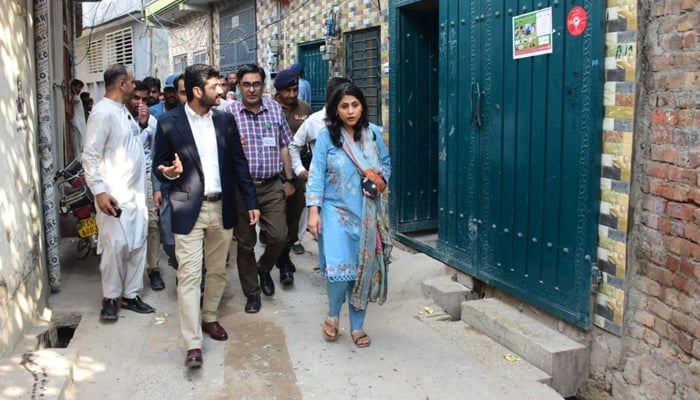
[240,82,263,90]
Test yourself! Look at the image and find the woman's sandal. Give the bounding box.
[351,330,371,348]
[322,317,339,342]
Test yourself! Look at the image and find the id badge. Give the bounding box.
[262,137,276,147]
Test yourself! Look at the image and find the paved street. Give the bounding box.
[40,234,563,400]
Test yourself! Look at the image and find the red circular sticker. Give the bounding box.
[567,6,588,36]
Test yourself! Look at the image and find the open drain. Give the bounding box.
[54,326,76,348]
[48,312,82,349]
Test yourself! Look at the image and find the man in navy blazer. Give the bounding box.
[153,64,260,369]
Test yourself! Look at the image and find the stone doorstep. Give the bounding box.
[418,307,556,389]
[422,276,474,320]
[461,297,588,398]
[421,276,563,398]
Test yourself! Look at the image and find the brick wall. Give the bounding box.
[583,1,700,399]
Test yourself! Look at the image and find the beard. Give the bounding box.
[200,92,221,109]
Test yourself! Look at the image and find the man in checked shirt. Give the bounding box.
[224,64,296,313]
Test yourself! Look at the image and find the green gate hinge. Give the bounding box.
[591,264,602,293]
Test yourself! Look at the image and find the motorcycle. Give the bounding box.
[54,155,98,259]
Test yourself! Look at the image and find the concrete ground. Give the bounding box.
[3,234,564,400]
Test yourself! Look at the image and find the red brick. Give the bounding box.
[665,0,684,14]
[659,217,672,233]
[645,196,668,213]
[666,237,700,259]
[672,220,686,236]
[673,274,700,295]
[683,31,698,48]
[652,126,673,143]
[655,318,671,339]
[686,224,700,243]
[666,71,697,89]
[657,318,681,343]
[693,242,700,260]
[671,310,700,338]
[635,310,656,328]
[668,165,697,185]
[652,263,676,286]
[678,292,694,314]
[666,202,697,220]
[650,56,675,72]
[650,181,689,202]
[678,11,700,31]
[666,147,678,163]
[645,214,659,229]
[652,109,679,126]
[678,109,695,126]
[637,276,663,297]
[665,288,681,309]
[650,297,674,320]
[680,258,697,276]
[691,188,700,206]
[666,254,681,272]
[680,331,694,354]
[648,162,669,178]
[673,131,700,147]
[688,150,700,168]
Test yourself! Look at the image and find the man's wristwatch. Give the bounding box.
[281,176,296,184]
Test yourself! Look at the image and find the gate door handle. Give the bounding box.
[471,82,483,128]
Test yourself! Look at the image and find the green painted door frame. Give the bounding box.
[390,0,605,328]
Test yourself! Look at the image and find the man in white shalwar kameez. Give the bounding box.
[82,64,155,321]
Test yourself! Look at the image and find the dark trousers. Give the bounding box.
[285,178,306,247]
[234,179,287,296]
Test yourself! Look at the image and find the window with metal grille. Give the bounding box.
[87,40,103,74]
[219,1,257,70]
[173,54,188,74]
[105,28,133,66]
[193,51,208,65]
[344,27,381,125]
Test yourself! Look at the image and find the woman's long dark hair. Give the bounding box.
[325,82,370,148]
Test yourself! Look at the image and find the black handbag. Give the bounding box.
[300,144,312,170]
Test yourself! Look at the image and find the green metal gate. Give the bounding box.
[298,41,328,112]
[390,0,605,328]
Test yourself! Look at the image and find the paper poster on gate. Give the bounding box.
[513,7,553,59]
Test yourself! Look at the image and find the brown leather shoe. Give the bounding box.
[185,348,202,368]
[202,321,228,341]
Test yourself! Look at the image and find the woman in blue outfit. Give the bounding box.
[306,82,391,348]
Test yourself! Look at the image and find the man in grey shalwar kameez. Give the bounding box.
[83,64,155,321]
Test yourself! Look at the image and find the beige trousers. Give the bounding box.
[174,200,232,350]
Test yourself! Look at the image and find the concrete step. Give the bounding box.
[421,276,473,320]
[461,297,588,397]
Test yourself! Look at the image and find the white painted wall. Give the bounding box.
[0,0,47,356]
[76,2,169,100]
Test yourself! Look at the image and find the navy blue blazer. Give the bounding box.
[152,106,259,235]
